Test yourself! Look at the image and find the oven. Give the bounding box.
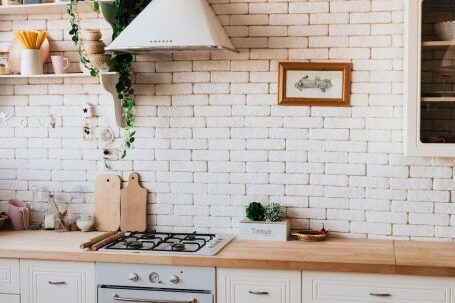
[96,263,215,303]
[99,287,213,303]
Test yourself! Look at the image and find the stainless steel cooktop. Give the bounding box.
[100,231,235,256]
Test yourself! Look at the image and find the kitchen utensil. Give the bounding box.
[7,199,30,231]
[81,40,106,55]
[79,54,110,73]
[120,172,147,232]
[51,55,69,74]
[21,49,42,75]
[434,21,455,41]
[54,211,68,232]
[91,231,125,251]
[292,229,328,242]
[76,214,95,232]
[8,38,49,74]
[94,174,121,231]
[81,29,102,41]
[80,231,117,249]
[0,52,10,75]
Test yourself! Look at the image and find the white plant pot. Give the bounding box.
[21,49,43,76]
[239,219,290,241]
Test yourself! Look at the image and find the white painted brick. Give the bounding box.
[393,225,434,237]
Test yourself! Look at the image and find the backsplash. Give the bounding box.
[1,0,455,240]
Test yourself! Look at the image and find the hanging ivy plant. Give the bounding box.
[68,0,100,77]
[68,0,151,159]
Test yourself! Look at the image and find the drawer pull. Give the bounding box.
[48,281,66,285]
[370,292,391,297]
[113,294,195,303]
[248,291,269,295]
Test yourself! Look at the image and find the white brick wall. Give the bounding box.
[2,0,455,239]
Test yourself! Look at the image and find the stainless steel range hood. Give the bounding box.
[105,0,237,53]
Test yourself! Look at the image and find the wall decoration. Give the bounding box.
[278,62,352,106]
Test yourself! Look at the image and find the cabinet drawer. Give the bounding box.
[0,259,19,294]
[217,268,301,303]
[20,260,95,303]
[0,294,20,303]
[303,271,454,303]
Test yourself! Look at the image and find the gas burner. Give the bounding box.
[172,243,185,251]
[126,240,143,249]
[101,231,235,256]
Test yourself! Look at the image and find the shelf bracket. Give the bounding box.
[99,73,122,127]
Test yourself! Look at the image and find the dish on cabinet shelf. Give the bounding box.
[7,38,49,74]
[434,21,455,41]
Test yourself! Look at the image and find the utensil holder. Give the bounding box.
[21,49,43,76]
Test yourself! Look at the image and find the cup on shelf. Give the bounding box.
[20,49,43,76]
[51,55,70,74]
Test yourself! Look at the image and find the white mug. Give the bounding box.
[21,49,43,76]
[51,56,70,74]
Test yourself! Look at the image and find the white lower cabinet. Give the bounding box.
[302,271,455,303]
[0,294,20,303]
[217,268,301,303]
[0,258,20,303]
[20,260,95,303]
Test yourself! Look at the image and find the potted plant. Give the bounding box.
[239,202,290,241]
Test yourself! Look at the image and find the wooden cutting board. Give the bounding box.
[121,172,147,232]
[94,175,121,232]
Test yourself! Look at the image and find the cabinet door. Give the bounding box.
[0,294,20,303]
[20,260,95,303]
[303,271,455,303]
[0,259,19,294]
[217,268,301,303]
[405,0,455,157]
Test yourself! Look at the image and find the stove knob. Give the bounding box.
[169,275,180,284]
[128,273,139,282]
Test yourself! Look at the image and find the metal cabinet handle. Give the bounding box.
[112,294,195,303]
[248,291,269,295]
[48,281,66,285]
[370,292,392,297]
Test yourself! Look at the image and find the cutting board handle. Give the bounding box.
[128,172,140,184]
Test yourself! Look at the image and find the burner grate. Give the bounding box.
[103,231,216,253]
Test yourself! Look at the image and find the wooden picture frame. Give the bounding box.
[278,62,352,106]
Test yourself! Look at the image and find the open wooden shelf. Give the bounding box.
[0,72,115,78]
[0,2,93,15]
[422,97,455,102]
[422,40,455,48]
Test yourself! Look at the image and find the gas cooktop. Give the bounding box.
[100,231,235,256]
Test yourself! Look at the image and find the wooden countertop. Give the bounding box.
[0,231,454,277]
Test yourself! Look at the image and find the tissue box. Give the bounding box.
[239,219,290,241]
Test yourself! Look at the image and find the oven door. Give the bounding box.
[98,287,214,303]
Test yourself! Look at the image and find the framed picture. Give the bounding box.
[278,62,352,106]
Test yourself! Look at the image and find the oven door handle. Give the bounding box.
[112,294,195,303]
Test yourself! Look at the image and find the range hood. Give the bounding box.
[105,0,237,53]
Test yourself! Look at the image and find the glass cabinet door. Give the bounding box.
[420,0,455,144]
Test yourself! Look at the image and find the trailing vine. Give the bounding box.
[68,0,100,77]
[68,0,151,159]
[111,0,151,159]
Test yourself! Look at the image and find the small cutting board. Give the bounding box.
[120,172,147,232]
[94,174,121,231]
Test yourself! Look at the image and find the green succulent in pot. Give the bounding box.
[245,202,266,221]
[265,203,283,222]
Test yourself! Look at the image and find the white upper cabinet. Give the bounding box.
[405,0,455,156]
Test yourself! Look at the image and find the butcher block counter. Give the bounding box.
[1,230,455,277]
